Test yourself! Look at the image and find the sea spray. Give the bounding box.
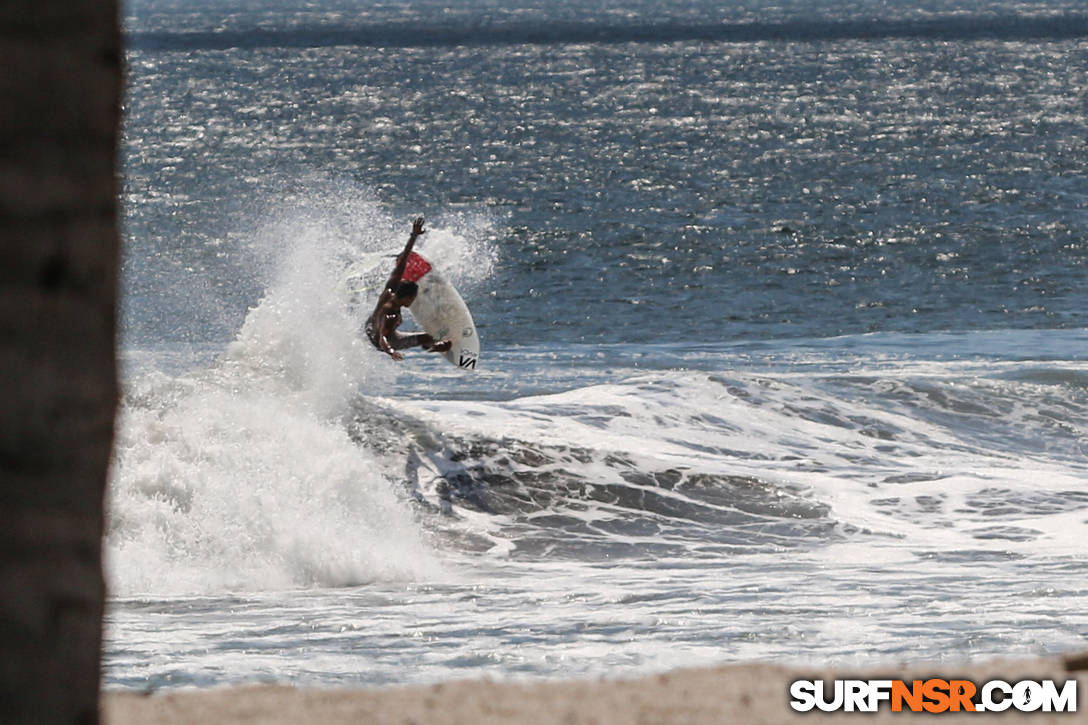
[106,188,503,595]
[109,384,437,594]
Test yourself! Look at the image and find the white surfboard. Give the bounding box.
[402,252,480,370]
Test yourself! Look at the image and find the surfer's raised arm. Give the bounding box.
[385,216,426,292]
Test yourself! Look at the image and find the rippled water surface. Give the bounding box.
[107,0,1088,689]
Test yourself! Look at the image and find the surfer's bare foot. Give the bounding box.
[431,339,452,353]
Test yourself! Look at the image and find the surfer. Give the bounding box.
[366,217,452,361]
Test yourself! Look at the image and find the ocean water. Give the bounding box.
[106,0,1088,690]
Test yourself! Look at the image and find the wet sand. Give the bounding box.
[105,651,1088,724]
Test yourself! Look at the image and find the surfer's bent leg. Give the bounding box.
[390,332,451,353]
[390,331,431,350]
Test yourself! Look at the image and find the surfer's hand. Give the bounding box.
[411,217,425,236]
[389,350,405,361]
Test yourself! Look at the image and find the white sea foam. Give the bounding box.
[109,384,436,594]
[107,187,497,596]
[105,331,1088,687]
[388,354,1088,563]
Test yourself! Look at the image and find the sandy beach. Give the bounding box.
[105,651,1088,724]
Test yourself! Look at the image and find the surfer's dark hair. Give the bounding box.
[395,280,418,298]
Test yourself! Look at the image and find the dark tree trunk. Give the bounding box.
[0,2,121,724]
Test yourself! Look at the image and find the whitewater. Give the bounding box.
[105,198,1088,688]
[109,0,1088,691]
